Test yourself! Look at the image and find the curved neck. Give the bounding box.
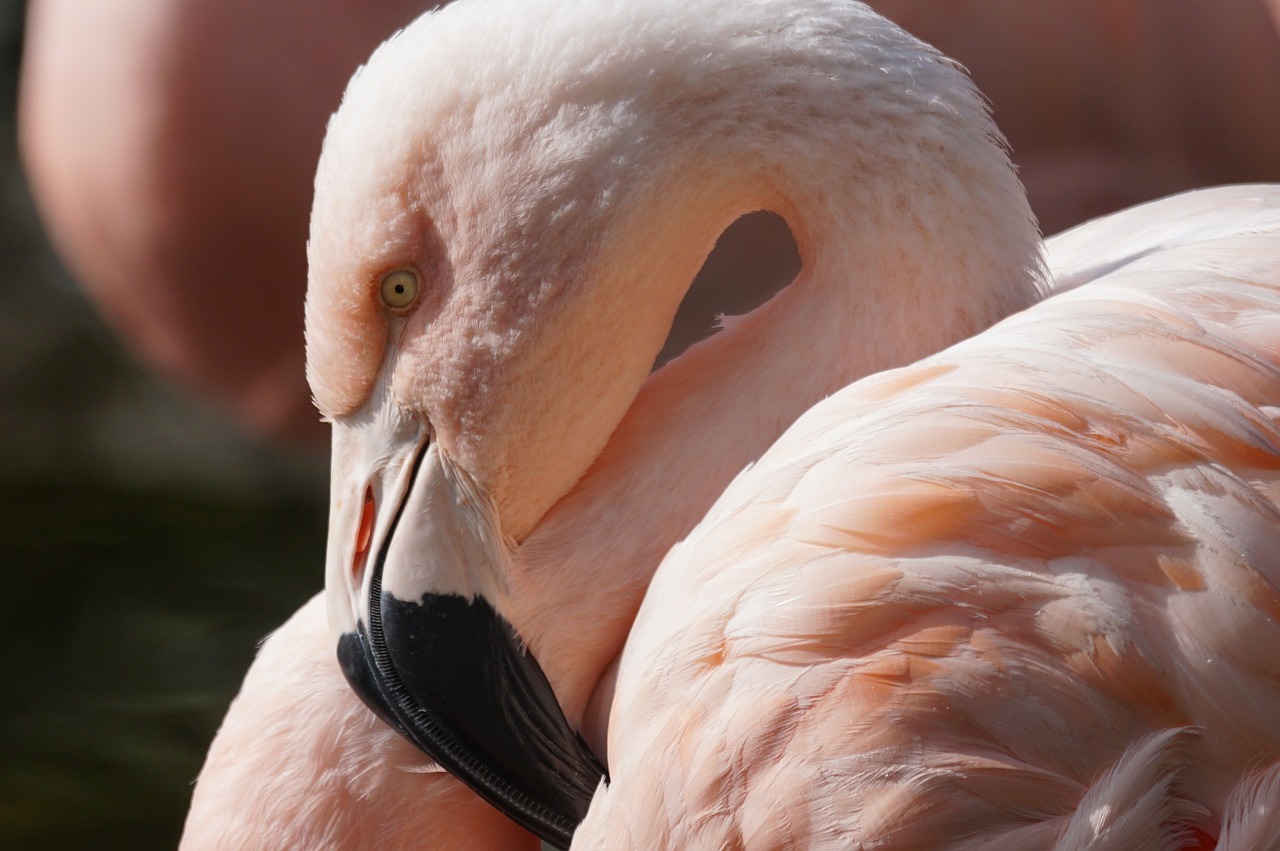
[512,84,1046,743]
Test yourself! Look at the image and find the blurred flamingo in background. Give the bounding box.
[180,1,1280,847]
[19,0,435,441]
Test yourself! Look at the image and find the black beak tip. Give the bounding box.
[342,589,606,850]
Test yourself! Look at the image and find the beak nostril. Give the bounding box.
[353,486,376,583]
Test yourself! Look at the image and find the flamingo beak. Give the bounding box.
[324,395,606,850]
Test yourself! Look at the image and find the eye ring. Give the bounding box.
[379,268,420,312]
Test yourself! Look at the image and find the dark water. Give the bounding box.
[0,2,329,847]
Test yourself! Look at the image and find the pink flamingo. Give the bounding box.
[188,0,1280,847]
[19,0,433,440]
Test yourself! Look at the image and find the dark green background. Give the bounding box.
[0,3,329,846]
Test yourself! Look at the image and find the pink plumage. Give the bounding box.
[183,0,1280,847]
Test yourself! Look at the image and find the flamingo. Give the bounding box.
[19,0,433,440]
[187,0,1280,846]
[311,0,1044,844]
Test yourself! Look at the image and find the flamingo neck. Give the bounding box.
[515,154,1045,754]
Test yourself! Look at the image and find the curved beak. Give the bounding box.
[324,390,606,850]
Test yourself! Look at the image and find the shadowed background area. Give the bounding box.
[0,3,327,847]
[4,0,1280,848]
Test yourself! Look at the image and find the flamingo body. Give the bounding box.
[577,187,1280,848]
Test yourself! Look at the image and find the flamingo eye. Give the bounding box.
[379,268,420,311]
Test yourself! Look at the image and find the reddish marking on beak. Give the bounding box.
[354,486,376,583]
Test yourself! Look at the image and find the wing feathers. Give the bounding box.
[1216,762,1280,851]
[582,193,1280,847]
[1050,728,1206,851]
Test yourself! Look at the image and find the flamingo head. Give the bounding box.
[303,1,736,842]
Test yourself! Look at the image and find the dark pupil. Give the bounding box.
[394,284,405,294]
